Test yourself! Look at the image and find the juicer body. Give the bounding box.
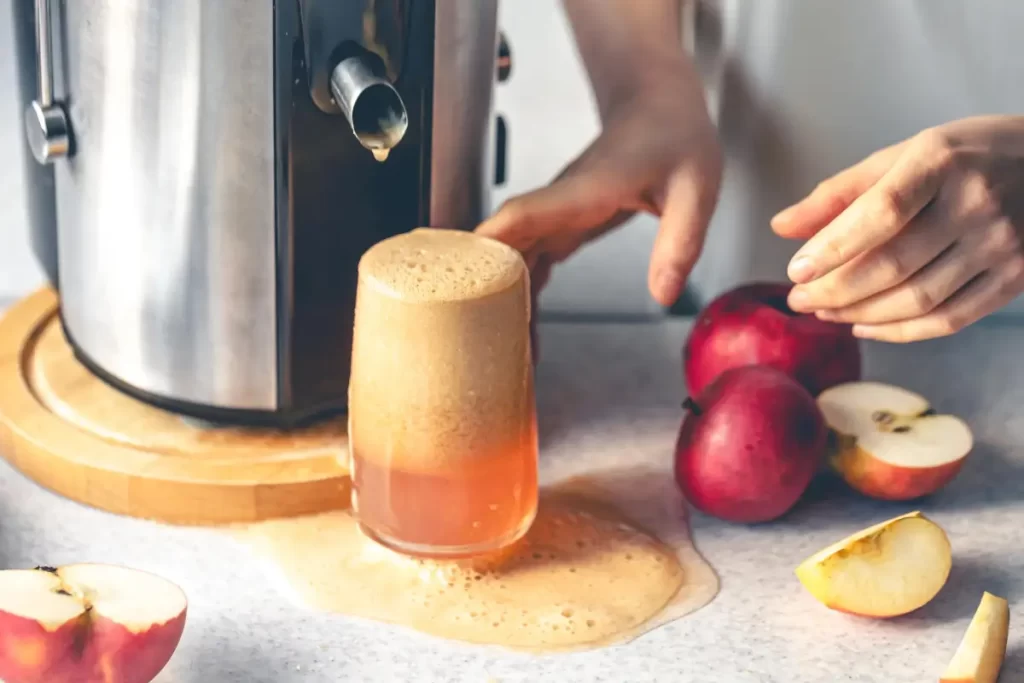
[13,0,502,424]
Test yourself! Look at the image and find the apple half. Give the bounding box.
[0,564,187,683]
[940,591,1010,683]
[795,511,952,618]
[817,381,973,500]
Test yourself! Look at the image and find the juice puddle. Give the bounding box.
[231,467,719,653]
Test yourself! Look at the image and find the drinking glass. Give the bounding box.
[348,228,538,557]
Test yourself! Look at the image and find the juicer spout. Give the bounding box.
[330,54,408,157]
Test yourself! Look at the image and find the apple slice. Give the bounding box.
[940,592,1010,683]
[795,511,952,618]
[817,381,973,500]
[0,564,187,683]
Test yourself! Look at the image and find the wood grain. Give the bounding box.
[0,288,351,525]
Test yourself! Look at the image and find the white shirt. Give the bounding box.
[498,0,1024,317]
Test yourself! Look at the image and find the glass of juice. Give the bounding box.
[348,228,538,557]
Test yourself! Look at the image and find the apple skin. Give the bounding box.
[0,610,186,683]
[832,444,967,501]
[673,364,827,523]
[0,613,83,682]
[684,282,862,397]
[88,613,187,683]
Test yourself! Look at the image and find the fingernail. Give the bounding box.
[815,309,836,321]
[788,255,817,283]
[851,324,874,339]
[788,288,811,311]
[656,270,684,305]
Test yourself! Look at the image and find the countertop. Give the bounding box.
[1,311,1023,683]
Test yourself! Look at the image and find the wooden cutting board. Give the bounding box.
[0,288,351,525]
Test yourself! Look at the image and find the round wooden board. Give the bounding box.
[0,288,351,525]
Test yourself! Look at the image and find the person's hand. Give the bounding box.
[771,115,1024,342]
[476,67,723,309]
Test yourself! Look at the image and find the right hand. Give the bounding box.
[476,74,723,310]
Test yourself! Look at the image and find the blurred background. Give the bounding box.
[3,0,1021,318]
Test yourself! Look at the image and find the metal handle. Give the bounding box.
[25,0,70,164]
[494,32,510,186]
[494,115,507,186]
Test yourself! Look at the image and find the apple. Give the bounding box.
[940,591,1009,683]
[0,564,187,683]
[795,511,952,618]
[684,282,861,397]
[673,364,827,523]
[817,381,973,501]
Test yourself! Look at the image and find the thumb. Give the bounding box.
[476,170,619,254]
[771,142,905,239]
[648,163,719,307]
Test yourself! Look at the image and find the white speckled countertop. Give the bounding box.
[1,310,1022,683]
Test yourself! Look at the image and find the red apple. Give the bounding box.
[684,282,861,397]
[0,564,187,683]
[674,364,827,523]
[817,381,973,500]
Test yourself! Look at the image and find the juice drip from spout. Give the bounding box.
[371,148,390,162]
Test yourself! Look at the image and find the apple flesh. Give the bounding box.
[940,591,1009,683]
[674,364,827,523]
[0,564,187,683]
[795,511,952,618]
[817,381,973,501]
[684,282,861,397]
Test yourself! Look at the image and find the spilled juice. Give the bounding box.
[234,468,721,653]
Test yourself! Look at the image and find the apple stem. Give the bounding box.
[682,397,701,416]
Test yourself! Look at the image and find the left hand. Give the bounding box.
[771,115,1024,342]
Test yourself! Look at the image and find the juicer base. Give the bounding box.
[0,288,352,524]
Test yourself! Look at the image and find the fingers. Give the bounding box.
[530,253,554,300]
[786,132,950,284]
[476,169,619,253]
[850,254,1024,342]
[808,216,1022,324]
[787,202,961,312]
[814,240,984,324]
[648,163,719,306]
[771,143,905,240]
[526,254,552,366]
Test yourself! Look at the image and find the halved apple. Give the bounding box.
[817,381,973,500]
[940,591,1009,683]
[795,511,952,618]
[0,564,187,683]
